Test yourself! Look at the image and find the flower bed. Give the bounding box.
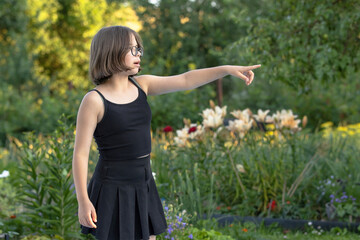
[151,101,360,227]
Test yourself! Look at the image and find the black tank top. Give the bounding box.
[89,77,152,160]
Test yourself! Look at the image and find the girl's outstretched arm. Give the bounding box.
[135,64,261,96]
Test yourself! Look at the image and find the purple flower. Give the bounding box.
[165,206,169,211]
[330,194,335,199]
[188,234,193,239]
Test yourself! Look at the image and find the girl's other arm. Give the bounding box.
[72,92,103,228]
[136,65,261,96]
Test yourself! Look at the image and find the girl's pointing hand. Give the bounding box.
[227,64,261,86]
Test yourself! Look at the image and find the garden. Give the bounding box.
[1,108,360,239]
[1,0,360,239]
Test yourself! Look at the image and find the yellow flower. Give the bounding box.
[337,126,348,132]
[265,131,274,137]
[266,124,275,130]
[224,141,233,149]
[320,122,333,129]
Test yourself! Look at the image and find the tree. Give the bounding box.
[223,0,360,93]
[135,0,250,76]
[27,0,141,94]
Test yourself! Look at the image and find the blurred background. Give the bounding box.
[1,0,359,144]
[1,1,360,238]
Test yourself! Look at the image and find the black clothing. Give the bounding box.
[81,77,167,239]
[92,77,152,160]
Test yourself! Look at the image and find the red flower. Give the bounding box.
[10,215,16,219]
[216,206,221,210]
[227,206,231,210]
[267,200,277,211]
[242,228,248,232]
[163,125,173,132]
[286,201,291,204]
[188,126,197,133]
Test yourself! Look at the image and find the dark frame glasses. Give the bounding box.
[129,46,144,57]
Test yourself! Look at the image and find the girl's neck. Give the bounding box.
[102,73,131,91]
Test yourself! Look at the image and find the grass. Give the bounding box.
[202,219,360,240]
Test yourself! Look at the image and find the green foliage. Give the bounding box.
[0,0,143,143]
[187,228,234,240]
[149,86,215,130]
[27,0,141,93]
[135,0,246,75]
[135,0,250,129]
[12,117,81,239]
[0,178,17,218]
[152,122,360,222]
[223,0,360,92]
[0,82,80,145]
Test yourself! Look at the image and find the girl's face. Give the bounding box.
[124,34,142,75]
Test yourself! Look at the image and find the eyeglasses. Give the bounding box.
[129,46,144,57]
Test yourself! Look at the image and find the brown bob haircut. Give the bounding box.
[89,26,143,85]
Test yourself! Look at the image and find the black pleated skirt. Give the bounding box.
[81,155,167,240]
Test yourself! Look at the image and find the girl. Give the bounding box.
[72,25,260,240]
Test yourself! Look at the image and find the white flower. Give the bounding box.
[253,109,270,122]
[0,170,9,178]
[272,109,301,132]
[202,107,225,128]
[214,106,227,118]
[230,109,251,121]
[236,164,246,173]
[227,118,253,138]
[203,114,223,128]
[308,221,312,226]
[176,128,189,139]
[152,172,156,180]
[174,127,189,147]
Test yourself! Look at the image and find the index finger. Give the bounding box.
[243,64,261,71]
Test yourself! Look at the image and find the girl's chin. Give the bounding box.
[126,68,140,75]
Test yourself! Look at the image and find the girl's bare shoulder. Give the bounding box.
[79,90,104,112]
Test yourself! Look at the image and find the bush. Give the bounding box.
[11,117,81,239]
